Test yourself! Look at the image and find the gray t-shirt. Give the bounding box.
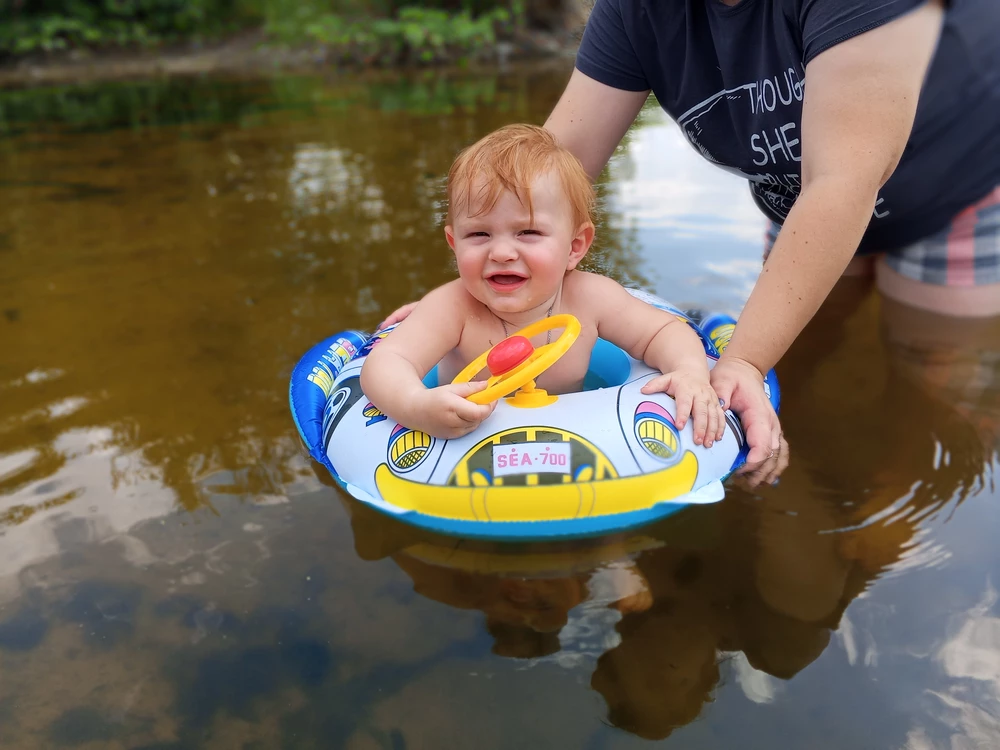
[577,0,1000,252]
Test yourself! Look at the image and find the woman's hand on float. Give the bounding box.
[737,433,789,490]
[378,301,419,331]
[416,381,498,439]
[710,357,788,485]
[641,364,726,448]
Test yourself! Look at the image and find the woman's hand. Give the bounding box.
[378,301,419,331]
[736,432,789,489]
[710,356,787,485]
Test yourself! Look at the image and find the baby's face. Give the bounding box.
[446,171,589,318]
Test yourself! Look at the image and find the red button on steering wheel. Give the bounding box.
[451,314,581,406]
[486,336,534,376]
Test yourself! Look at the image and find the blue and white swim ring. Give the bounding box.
[289,289,780,541]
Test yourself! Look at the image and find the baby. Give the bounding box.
[361,124,725,445]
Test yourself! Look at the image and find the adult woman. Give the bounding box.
[385,0,1000,481]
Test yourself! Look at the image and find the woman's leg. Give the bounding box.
[875,187,1000,449]
[876,260,1000,317]
[876,186,1000,317]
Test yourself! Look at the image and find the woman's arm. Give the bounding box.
[544,68,649,180]
[710,0,944,470]
[722,1,945,377]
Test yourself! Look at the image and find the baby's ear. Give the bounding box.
[567,221,595,270]
[444,225,457,251]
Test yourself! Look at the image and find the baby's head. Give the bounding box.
[445,124,596,316]
[447,123,595,228]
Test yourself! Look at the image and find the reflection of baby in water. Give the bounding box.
[391,552,653,660]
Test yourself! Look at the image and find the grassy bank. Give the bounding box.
[0,0,557,68]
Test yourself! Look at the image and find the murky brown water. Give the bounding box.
[2,64,1000,749]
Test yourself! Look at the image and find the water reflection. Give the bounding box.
[336,280,1000,742]
[2,66,1000,748]
[605,103,767,311]
[0,62,635,526]
[333,269,1000,744]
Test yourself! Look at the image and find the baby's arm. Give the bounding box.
[360,282,496,438]
[587,275,726,447]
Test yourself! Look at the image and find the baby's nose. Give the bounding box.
[488,239,518,261]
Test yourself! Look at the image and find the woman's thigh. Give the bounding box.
[766,186,1000,305]
[876,260,1000,317]
[875,186,1000,317]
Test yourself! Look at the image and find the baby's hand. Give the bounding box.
[415,381,498,439]
[640,365,726,447]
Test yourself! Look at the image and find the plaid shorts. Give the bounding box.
[764,186,1000,286]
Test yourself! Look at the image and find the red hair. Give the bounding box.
[447,124,595,228]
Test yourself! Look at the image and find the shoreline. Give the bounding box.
[0,28,579,91]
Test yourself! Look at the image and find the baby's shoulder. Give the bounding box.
[564,271,627,305]
[418,281,493,337]
[566,270,623,291]
[420,279,478,310]
[562,271,626,326]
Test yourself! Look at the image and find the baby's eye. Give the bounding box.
[518,229,542,236]
[466,231,489,238]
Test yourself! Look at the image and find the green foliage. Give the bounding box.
[0,0,249,57]
[0,0,522,61]
[267,5,511,65]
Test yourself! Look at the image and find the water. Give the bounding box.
[2,63,1000,749]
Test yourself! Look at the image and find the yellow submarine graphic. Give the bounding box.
[633,401,682,463]
[387,424,434,472]
[374,416,698,523]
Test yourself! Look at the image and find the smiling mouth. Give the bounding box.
[487,273,527,290]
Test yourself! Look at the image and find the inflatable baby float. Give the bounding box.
[289,289,779,541]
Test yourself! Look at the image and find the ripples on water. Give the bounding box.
[1,65,1000,748]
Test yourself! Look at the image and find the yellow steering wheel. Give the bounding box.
[452,314,581,406]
